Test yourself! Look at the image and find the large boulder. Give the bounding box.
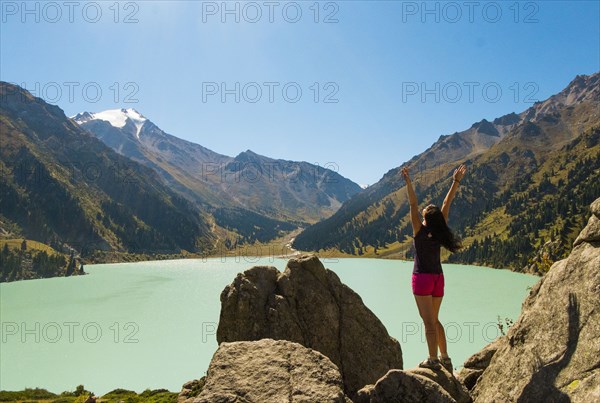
[354,369,455,403]
[178,378,206,403]
[407,368,472,403]
[355,367,471,403]
[191,338,352,403]
[467,197,600,402]
[216,254,403,399]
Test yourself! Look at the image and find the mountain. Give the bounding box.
[73,110,362,224]
[0,82,215,260]
[293,72,600,273]
[73,109,230,208]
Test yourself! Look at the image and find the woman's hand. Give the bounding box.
[442,164,466,221]
[403,166,421,235]
[402,167,411,182]
[453,164,467,183]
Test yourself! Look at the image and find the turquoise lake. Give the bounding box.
[0,257,539,395]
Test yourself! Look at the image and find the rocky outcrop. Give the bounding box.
[216,254,403,399]
[463,197,600,402]
[573,198,600,247]
[407,368,472,403]
[354,369,453,403]
[178,378,206,403]
[189,338,352,403]
[355,367,471,403]
[180,197,600,403]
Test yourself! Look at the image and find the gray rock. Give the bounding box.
[354,366,472,403]
[574,197,600,247]
[354,369,456,403]
[470,197,600,402]
[573,214,600,246]
[178,378,206,403]
[457,336,504,390]
[462,337,504,370]
[408,368,472,403]
[456,368,483,392]
[216,254,403,399]
[191,338,351,403]
[591,197,600,217]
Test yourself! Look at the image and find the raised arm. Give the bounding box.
[441,164,466,222]
[402,167,422,236]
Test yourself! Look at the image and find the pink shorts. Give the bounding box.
[412,273,444,297]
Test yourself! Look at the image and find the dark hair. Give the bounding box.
[423,204,462,253]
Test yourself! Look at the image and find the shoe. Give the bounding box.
[439,356,453,372]
[418,358,441,370]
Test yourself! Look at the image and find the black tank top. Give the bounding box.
[413,225,443,274]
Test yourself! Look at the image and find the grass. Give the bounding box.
[0,388,57,402]
[0,388,178,403]
[86,228,305,265]
[0,239,60,256]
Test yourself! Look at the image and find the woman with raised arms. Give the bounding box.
[401,164,466,371]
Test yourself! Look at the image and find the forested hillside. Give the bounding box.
[0,82,215,273]
[294,73,600,273]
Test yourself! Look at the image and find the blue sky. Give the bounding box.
[1,0,599,185]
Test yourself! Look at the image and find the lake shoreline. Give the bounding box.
[1,258,539,394]
[0,250,539,283]
[84,251,538,276]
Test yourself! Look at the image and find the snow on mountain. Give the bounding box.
[73,108,363,223]
[73,108,147,139]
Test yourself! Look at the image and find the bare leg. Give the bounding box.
[432,296,448,357]
[414,295,438,359]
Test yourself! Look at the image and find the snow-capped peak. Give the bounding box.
[73,108,147,139]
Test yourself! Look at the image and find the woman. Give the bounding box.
[401,164,466,371]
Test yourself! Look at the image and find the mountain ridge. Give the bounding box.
[293,72,600,273]
[0,82,215,266]
[74,109,362,224]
